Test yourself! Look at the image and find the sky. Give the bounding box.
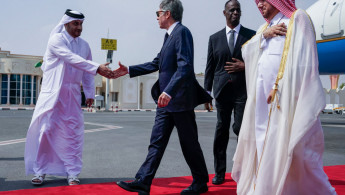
[0,0,341,89]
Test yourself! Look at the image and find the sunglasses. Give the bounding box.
[156,10,167,17]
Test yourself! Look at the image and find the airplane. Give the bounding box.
[307,0,345,75]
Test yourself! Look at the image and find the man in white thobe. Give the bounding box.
[232,0,337,194]
[25,9,113,186]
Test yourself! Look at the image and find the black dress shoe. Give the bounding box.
[180,183,208,194]
[212,175,225,185]
[117,179,150,195]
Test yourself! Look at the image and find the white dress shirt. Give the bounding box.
[167,21,179,35]
[226,23,241,48]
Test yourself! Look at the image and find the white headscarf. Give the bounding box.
[42,10,85,71]
[49,9,85,38]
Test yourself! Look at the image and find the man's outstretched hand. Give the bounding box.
[97,63,113,78]
[112,61,129,79]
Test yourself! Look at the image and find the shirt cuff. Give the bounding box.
[163,92,171,99]
[89,61,101,75]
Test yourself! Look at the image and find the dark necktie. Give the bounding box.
[228,30,235,56]
[163,33,169,45]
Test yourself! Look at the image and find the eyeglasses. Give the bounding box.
[156,10,167,17]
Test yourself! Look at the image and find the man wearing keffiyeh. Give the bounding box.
[231,1,337,194]
[24,9,113,186]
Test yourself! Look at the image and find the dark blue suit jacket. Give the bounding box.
[129,23,212,112]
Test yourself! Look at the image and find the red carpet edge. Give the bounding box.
[0,165,344,195]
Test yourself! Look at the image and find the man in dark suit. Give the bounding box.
[113,0,211,194]
[204,0,256,185]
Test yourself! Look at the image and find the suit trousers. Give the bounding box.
[214,83,246,176]
[135,107,209,186]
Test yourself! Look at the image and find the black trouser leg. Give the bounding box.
[232,100,246,136]
[174,110,209,184]
[135,108,174,186]
[213,100,233,176]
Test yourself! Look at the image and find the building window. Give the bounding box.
[10,74,20,104]
[1,74,8,104]
[33,76,37,104]
[111,92,118,102]
[0,74,37,105]
[23,75,31,105]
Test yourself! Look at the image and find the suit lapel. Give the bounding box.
[161,34,172,55]
[219,28,231,55]
[160,23,181,56]
[233,27,244,57]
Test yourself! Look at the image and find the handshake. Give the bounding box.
[96,61,129,79]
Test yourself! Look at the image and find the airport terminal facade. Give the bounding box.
[0,49,42,106]
[1,48,344,109]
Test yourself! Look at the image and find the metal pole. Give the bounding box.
[105,76,110,111]
[105,50,113,111]
[137,76,140,110]
[103,29,116,111]
[104,29,110,111]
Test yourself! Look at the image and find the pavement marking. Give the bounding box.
[84,122,122,133]
[0,122,122,146]
[0,138,26,146]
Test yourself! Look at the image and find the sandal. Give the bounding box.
[67,175,80,186]
[31,174,46,185]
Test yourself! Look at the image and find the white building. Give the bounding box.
[98,73,207,110]
[0,48,43,106]
[7,48,343,111]
[0,48,207,109]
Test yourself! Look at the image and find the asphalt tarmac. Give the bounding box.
[0,110,344,192]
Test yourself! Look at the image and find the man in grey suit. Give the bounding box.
[204,0,255,185]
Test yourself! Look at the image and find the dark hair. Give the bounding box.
[224,0,241,9]
[160,0,183,22]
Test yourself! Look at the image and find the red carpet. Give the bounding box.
[1,165,344,195]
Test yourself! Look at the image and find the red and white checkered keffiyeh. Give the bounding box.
[255,0,297,22]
